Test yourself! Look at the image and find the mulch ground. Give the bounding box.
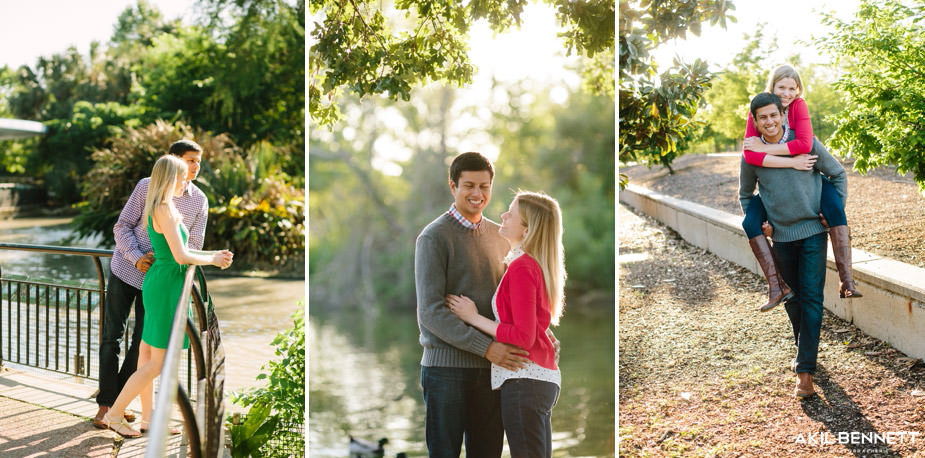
[618,202,925,457]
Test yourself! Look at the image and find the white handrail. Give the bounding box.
[145,265,197,458]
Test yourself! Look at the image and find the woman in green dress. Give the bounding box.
[103,154,233,438]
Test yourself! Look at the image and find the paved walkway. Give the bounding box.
[0,274,304,457]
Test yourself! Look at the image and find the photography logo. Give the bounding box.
[794,431,920,447]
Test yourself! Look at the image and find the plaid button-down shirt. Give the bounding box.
[761,125,791,145]
[447,203,481,230]
[110,177,209,290]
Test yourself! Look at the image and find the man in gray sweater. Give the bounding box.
[739,92,847,399]
[415,152,531,457]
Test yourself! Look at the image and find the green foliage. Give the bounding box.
[132,27,219,128]
[619,58,713,173]
[138,0,305,159]
[200,141,305,271]
[230,307,305,458]
[695,26,775,152]
[798,64,844,142]
[619,0,734,185]
[493,87,615,293]
[204,0,305,156]
[815,0,925,190]
[229,402,280,458]
[38,101,145,203]
[310,0,614,127]
[72,119,234,245]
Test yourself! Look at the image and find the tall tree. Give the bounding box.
[197,0,305,154]
[618,0,733,184]
[309,0,614,126]
[815,0,925,191]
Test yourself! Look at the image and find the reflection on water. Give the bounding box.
[0,219,107,283]
[309,306,615,457]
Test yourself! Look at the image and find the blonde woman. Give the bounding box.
[102,155,233,437]
[447,190,565,458]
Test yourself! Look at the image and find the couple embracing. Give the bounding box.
[415,152,566,458]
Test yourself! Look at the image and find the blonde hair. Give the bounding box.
[143,155,188,229]
[516,191,566,326]
[765,64,804,99]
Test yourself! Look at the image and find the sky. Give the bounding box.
[651,0,861,71]
[3,1,864,81]
[0,0,197,69]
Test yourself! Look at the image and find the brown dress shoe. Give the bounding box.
[795,372,816,398]
[93,406,110,429]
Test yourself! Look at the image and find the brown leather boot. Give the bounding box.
[829,225,863,298]
[748,236,794,312]
[795,372,815,398]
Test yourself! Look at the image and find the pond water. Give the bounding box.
[309,305,615,457]
[0,218,107,283]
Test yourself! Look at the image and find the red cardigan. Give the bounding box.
[743,97,814,166]
[495,254,557,370]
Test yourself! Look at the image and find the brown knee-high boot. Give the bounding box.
[748,235,794,312]
[829,225,863,298]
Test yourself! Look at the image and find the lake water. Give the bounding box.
[309,305,615,457]
[0,217,108,283]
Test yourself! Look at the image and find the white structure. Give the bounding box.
[0,118,46,140]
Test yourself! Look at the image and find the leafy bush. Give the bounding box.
[229,307,305,458]
[199,141,305,271]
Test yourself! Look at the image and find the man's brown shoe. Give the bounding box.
[795,373,816,398]
[93,406,110,429]
[94,406,135,428]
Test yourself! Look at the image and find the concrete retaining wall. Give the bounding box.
[620,183,925,360]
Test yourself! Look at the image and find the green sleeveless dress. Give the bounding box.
[141,215,191,349]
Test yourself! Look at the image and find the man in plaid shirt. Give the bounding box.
[93,139,209,428]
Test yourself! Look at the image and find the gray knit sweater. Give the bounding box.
[739,135,847,242]
[415,212,510,368]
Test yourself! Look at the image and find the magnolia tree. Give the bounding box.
[618,0,733,185]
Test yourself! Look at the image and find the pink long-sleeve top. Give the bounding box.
[743,97,814,166]
[494,253,557,370]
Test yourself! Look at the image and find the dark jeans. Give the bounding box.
[742,177,846,238]
[776,232,827,374]
[421,366,503,458]
[96,274,145,406]
[500,378,559,458]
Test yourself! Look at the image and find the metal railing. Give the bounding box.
[0,243,196,395]
[0,243,109,378]
[147,265,226,458]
